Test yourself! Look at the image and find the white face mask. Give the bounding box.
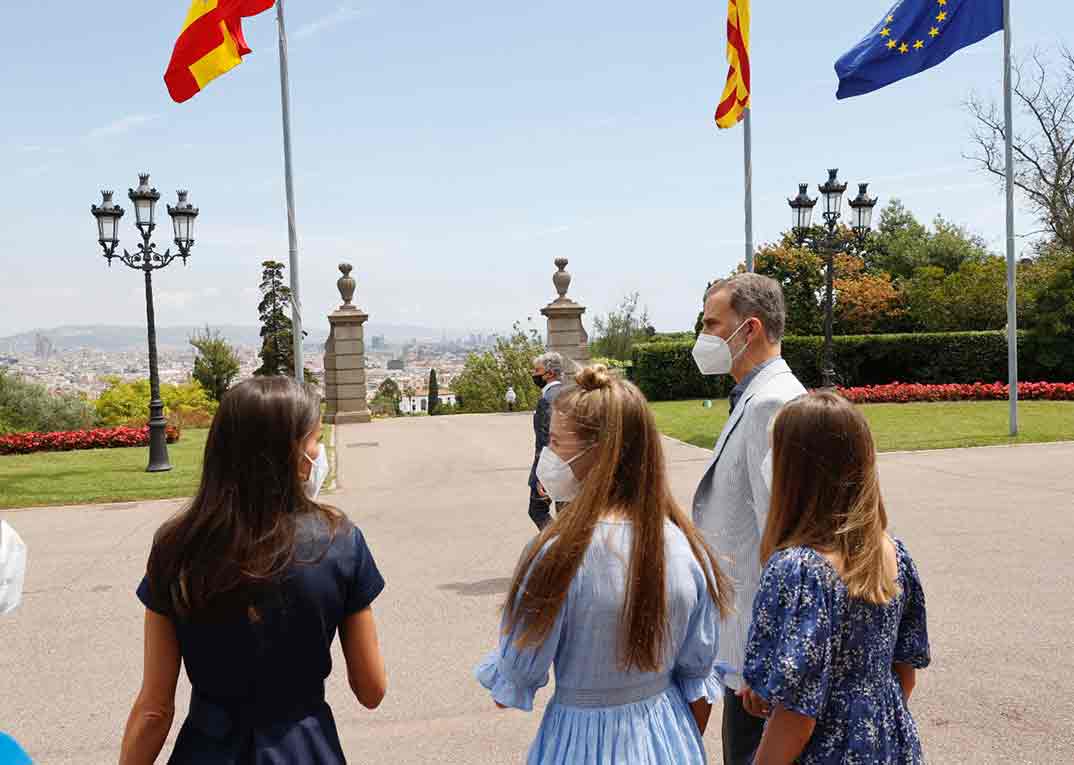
[536,446,590,504]
[0,520,27,616]
[692,320,751,376]
[303,443,329,500]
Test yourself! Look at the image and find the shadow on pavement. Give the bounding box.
[438,578,513,597]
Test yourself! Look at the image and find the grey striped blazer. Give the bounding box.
[691,357,806,691]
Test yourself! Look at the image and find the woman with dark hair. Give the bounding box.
[475,366,733,764]
[119,377,387,764]
[741,391,930,764]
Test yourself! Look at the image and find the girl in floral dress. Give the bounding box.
[742,391,930,764]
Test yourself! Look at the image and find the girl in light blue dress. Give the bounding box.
[475,366,733,764]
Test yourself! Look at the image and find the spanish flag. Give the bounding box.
[714,0,750,128]
[165,0,275,103]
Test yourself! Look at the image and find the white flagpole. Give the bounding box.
[744,108,755,272]
[1003,0,1018,435]
[276,0,304,384]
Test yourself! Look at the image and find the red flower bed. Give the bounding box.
[0,425,180,456]
[836,381,1074,404]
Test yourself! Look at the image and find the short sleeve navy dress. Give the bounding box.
[136,513,384,764]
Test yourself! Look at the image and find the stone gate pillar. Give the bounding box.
[540,257,591,375]
[324,263,372,424]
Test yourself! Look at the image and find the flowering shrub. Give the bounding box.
[0,425,180,456]
[836,381,1074,404]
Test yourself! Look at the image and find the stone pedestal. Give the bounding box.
[324,264,372,424]
[540,258,591,375]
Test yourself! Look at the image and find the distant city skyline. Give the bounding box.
[3,2,1073,337]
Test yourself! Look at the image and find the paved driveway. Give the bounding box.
[1,414,1070,763]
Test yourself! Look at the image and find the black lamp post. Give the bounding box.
[788,169,877,389]
[91,173,199,472]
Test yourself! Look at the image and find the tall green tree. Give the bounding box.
[372,378,402,415]
[255,260,293,377]
[452,322,545,413]
[1023,247,1074,371]
[590,293,655,361]
[254,260,317,381]
[863,200,990,280]
[428,369,440,415]
[190,326,241,402]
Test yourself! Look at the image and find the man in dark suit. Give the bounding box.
[528,351,564,530]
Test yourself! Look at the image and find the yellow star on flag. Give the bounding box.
[899,42,909,53]
[880,27,891,37]
[914,40,924,50]
[938,0,947,5]
[887,39,897,49]
[937,11,948,22]
[887,14,894,22]
[929,26,940,37]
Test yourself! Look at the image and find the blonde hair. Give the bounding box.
[761,391,898,604]
[503,365,732,672]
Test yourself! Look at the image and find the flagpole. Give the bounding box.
[276,0,304,384]
[1003,0,1018,435]
[744,108,755,272]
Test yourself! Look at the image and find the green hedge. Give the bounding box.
[631,331,1074,402]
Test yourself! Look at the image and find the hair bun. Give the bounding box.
[576,364,613,391]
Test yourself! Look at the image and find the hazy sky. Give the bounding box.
[2,1,1071,337]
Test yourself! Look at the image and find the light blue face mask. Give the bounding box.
[303,444,329,500]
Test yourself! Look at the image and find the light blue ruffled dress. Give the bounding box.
[475,519,726,764]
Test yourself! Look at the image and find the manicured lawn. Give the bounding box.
[650,399,1074,452]
[0,429,209,509]
[0,425,336,510]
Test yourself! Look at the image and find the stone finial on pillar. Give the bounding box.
[553,257,572,301]
[540,257,591,375]
[337,263,357,309]
[324,263,371,424]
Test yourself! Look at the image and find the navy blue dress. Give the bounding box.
[137,513,384,764]
[743,538,930,764]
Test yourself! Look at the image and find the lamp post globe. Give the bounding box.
[848,183,879,238]
[91,191,124,261]
[167,190,199,263]
[818,168,849,227]
[129,172,160,232]
[788,183,818,233]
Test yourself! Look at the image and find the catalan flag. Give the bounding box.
[714,0,750,128]
[165,0,276,103]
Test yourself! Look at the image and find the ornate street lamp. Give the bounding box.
[789,169,877,389]
[90,173,199,472]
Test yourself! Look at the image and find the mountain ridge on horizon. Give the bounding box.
[0,322,498,353]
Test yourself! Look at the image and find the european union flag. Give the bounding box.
[836,0,1004,99]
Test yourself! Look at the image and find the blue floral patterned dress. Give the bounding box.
[743,538,930,764]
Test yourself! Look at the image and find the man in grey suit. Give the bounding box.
[528,351,565,530]
[691,273,806,765]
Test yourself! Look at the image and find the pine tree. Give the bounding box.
[255,260,294,377]
[190,326,241,401]
[428,369,440,415]
[253,261,318,383]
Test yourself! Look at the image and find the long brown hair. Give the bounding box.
[504,365,732,672]
[761,390,898,604]
[147,376,341,620]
